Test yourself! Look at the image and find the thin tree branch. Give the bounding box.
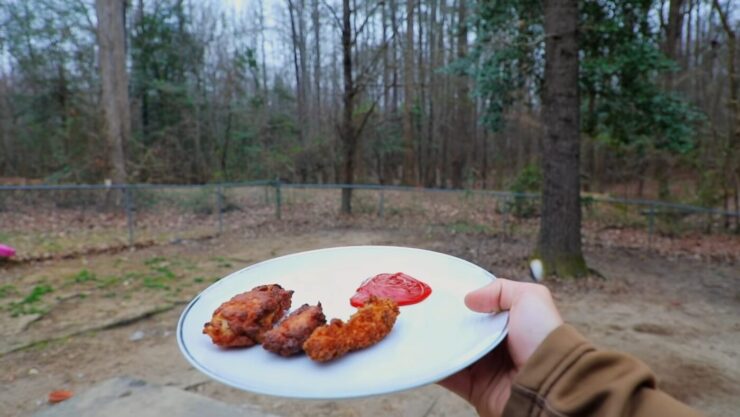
[321,0,343,29]
[355,31,398,89]
[352,1,384,44]
[711,0,734,37]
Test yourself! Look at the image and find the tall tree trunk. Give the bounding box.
[288,0,309,181]
[451,0,471,189]
[425,0,439,187]
[259,0,269,93]
[312,0,321,131]
[663,0,685,88]
[537,0,587,277]
[382,0,390,112]
[401,0,416,185]
[340,0,356,213]
[0,78,13,174]
[95,0,129,184]
[390,0,399,116]
[711,0,738,230]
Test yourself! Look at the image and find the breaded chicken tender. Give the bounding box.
[262,303,327,356]
[203,284,293,348]
[303,296,399,362]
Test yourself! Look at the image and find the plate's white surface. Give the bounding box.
[177,246,508,399]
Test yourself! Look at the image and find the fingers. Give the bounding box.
[464,278,535,313]
[436,371,471,401]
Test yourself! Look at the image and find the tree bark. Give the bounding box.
[451,0,471,189]
[95,0,129,184]
[311,0,321,131]
[711,0,738,230]
[537,0,588,277]
[401,0,416,185]
[340,0,356,213]
[663,0,685,88]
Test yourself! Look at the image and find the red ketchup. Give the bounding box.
[350,272,432,307]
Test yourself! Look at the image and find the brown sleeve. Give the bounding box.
[503,324,704,417]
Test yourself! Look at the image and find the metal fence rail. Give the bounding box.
[0,181,737,257]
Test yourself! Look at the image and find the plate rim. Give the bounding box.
[176,245,509,400]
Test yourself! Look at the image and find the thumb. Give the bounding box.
[464,278,529,313]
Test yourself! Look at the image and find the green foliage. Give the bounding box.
[580,0,702,156]
[471,0,543,131]
[69,269,97,283]
[135,256,178,290]
[22,284,54,304]
[507,164,541,217]
[473,0,701,156]
[7,284,54,317]
[129,0,208,182]
[695,170,723,208]
[0,284,19,298]
[0,0,99,180]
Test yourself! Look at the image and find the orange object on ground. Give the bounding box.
[48,390,74,403]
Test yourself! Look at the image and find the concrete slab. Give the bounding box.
[32,377,281,417]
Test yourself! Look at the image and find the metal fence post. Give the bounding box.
[216,184,224,235]
[124,185,134,246]
[274,180,282,220]
[647,205,655,248]
[378,188,385,218]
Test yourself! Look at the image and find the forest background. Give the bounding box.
[0,0,737,217]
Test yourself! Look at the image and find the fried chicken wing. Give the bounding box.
[302,296,399,362]
[203,284,293,348]
[262,303,327,356]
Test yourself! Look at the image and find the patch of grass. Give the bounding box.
[0,284,18,298]
[149,264,176,279]
[22,284,54,304]
[447,220,494,235]
[193,277,205,283]
[212,256,232,268]
[69,269,97,283]
[96,275,121,289]
[130,257,181,291]
[142,277,170,289]
[6,284,54,317]
[144,256,168,267]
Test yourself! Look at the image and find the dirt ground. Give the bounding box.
[0,224,738,417]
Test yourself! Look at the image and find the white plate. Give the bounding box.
[177,246,508,399]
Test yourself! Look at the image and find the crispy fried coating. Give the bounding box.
[262,303,327,356]
[203,284,293,348]
[302,296,400,362]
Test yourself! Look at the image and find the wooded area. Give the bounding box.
[0,0,738,213]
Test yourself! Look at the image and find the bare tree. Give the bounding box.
[312,0,322,127]
[337,0,386,212]
[537,0,588,277]
[401,0,416,185]
[450,0,472,189]
[95,0,129,184]
[340,0,360,213]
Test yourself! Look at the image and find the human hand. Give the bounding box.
[438,279,563,417]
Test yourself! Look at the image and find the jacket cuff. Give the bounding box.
[513,324,592,391]
[502,324,592,417]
